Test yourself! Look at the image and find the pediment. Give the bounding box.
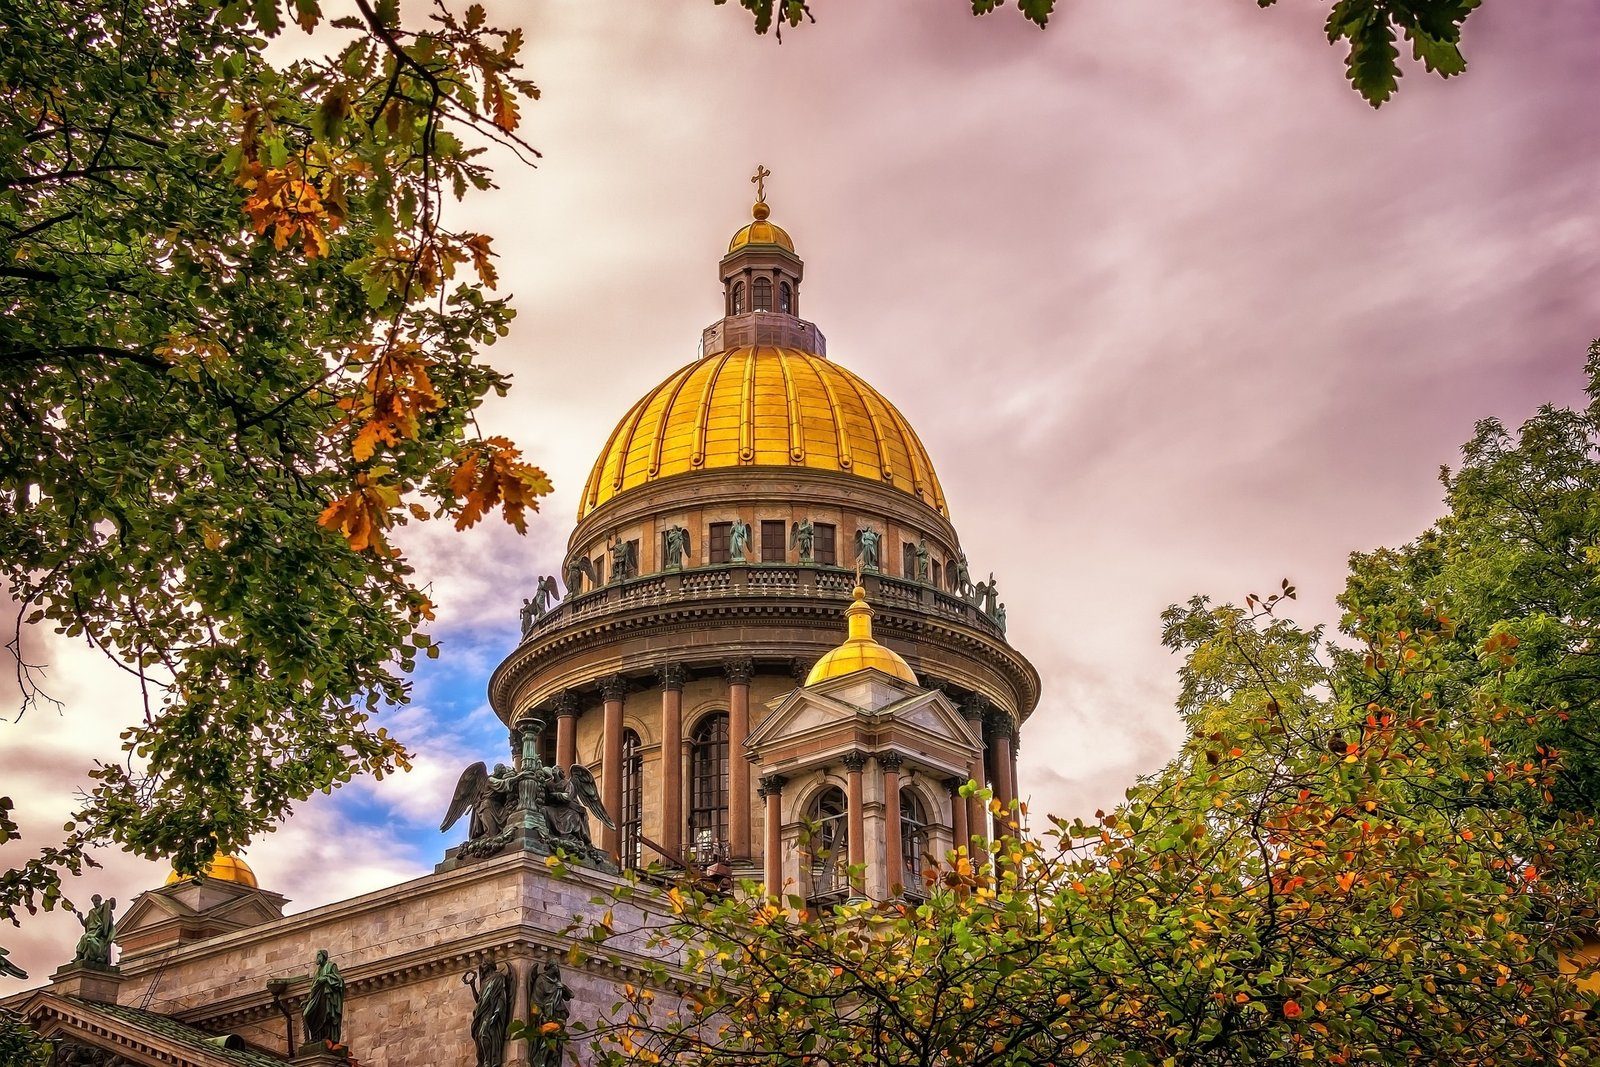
[747,674,980,763]
[21,991,286,1066]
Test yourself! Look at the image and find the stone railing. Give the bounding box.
[520,564,1006,644]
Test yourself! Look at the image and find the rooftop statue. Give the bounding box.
[915,538,931,583]
[565,556,596,596]
[663,525,690,569]
[855,527,881,571]
[609,537,636,582]
[955,550,974,598]
[70,893,116,968]
[790,519,815,563]
[301,949,345,1048]
[729,519,752,563]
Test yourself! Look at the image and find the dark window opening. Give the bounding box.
[932,561,942,590]
[731,280,745,315]
[814,523,837,566]
[779,281,793,314]
[593,555,606,585]
[753,277,772,312]
[689,713,730,855]
[621,730,643,870]
[902,541,917,579]
[806,786,849,904]
[761,520,787,562]
[901,788,930,892]
[709,522,732,565]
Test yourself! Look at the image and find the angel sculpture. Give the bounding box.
[532,575,560,617]
[565,556,597,596]
[541,765,614,853]
[728,520,752,563]
[609,537,636,582]
[790,519,815,563]
[441,762,516,847]
[854,527,882,572]
[663,525,690,569]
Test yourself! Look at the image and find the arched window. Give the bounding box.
[752,277,772,312]
[901,787,931,890]
[620,729,643,870]
[779,281,793,314]
[688,712,729,855]
[731,281,745,315]
[805,786,849,904]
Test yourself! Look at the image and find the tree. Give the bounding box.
[573,596,1597,1065]
[733,0,1487,107]
[0,0,548,917]
[1340,343,1600,827]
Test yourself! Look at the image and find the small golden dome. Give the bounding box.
[579,346,947,519]
[165,853,258,889]
[727,201,794,254]
[806,584,918,686]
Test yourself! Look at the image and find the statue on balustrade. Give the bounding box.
[609,537,636,582]
[981,573,999,616]
[914,538,930,583]
[564,556,596,597]
[729,519,752,563]
[441,762,518,849]
[663,525,691,569]
[954,550,973,598]
[442,742,616,871]
[854,527,882,571]
[995,602,1008,634]
[70,894,117,968]
[790,518,815,563]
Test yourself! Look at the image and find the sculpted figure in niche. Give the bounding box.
[728,519,752,563]
[465,960,513,1067]
[663,525,690,569]
[914,538,931,583]
[854,527,882,571]
[790,519,815,563]
[301,950,345,1047]
[528,961,573,1067]
[71,894,116,968]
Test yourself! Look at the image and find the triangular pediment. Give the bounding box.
[748,673,980,768]
[21,991,287,1066]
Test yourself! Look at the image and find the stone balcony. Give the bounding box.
[521,564,1004,645]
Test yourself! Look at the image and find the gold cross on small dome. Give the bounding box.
[751,163,771,204]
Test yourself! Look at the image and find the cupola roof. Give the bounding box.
[164,853,258,888]
[726,200,795,254]
[805,583,918,686]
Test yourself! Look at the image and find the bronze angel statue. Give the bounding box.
[541,764,614,853]
[441,762,516,847]
[564,556,597,596]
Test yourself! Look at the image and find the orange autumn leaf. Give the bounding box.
[1283,1000,1303,1019]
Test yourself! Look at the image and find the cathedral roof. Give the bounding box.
[726,199,794,253]
[164,853,258,888]
[805,583,918,686]
[578,345,948,519]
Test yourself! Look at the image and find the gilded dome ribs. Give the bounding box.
[837,361,894,482]
[648,363,696,478]
[739,347,759,462]
[691,350,737,468]
[777,350,805,462]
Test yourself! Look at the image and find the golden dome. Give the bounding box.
[580,347,947,519]
[165,853,258,889]
[805,584,917,686]
[727,201,794,254]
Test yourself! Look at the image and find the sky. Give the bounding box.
[4,0,1600,985]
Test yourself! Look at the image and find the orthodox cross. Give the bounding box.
[751,164,771,204]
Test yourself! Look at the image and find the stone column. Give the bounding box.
[725,657,754,859]
[759,774,786,898]
[946,776,969,852]
[553,691,578,770]
[989,711,1017,833]
[842,750,868,892]
[879,752,904,897]
[658,664,686,860]
[600,674,627,857]
[961,695,990,862]
[507,958,532,1067]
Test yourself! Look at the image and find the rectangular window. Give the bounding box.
[709,522,732,564]
[932,560,942,590]
[593,555,606,586]
[761,520,787,562]
[814,523,837,566]
[902,541,917,578]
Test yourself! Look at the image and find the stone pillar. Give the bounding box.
[961,695,989,861]
[658,664,686,860]
[47,963,123,1005]
[842,750,868,892]
[600,674,627,857]
[990,712,1017,833]
[759,774,786,898]
[553,691,578,770]
[879,752,904,897]
[725,657,754,859]
[507,958,532,1067]
[946,776,969,852]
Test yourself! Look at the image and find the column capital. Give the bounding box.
[841,750,869,772]
[986,711,1017,739]
[758,773,787,798]
[554,690,580,719]
[600,674,629,702]
[876,751,905,773]
[723,656,755,684]
[943,776,965,794]
[960,693,990,722]
[657,663,687,692]
[916,673,949,695]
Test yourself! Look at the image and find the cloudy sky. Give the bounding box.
[4,0,1599,984]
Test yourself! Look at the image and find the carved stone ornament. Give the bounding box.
[757,773,787,799]
[877,751,905,773]
[600,674,629,702]
[841,751,869,772]
[657,663,687,691]
[723,656,754,684]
